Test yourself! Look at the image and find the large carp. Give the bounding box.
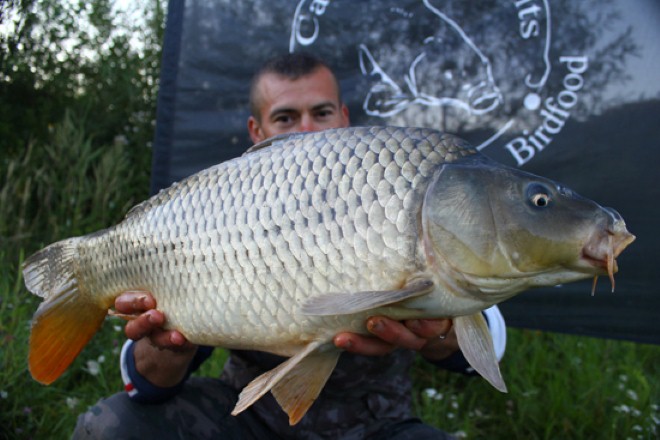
[23,126,634,425]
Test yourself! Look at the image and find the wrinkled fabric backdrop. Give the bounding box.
[151,0,660,344]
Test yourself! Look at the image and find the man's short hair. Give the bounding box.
[249,52,340,120]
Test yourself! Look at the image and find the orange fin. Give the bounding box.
[23,238,108,384]
[272,346,340,425]
[232,341,340,425]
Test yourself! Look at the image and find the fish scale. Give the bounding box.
[23,125,634,425]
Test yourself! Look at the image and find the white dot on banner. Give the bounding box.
[524,93,541,110]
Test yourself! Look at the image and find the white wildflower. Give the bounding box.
[113,135,128,146]
[423,388,437,399]
[522,389,539,398]
[422,388,443,401]
[66,397,79,410]
[626,389,638,401]
[614,404,631,414]
[0,390,7,399]
[85,360,101,376]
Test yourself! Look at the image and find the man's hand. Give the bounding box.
[115,291,198,387]
[333,317,459,361]
[116,291,194,350]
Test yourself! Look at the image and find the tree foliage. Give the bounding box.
[0,0,166,188]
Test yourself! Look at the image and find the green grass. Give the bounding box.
[1,116,658,439]
[412,331,659,439]
[1,253,125,438]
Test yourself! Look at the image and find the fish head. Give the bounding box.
[421,157,635,302]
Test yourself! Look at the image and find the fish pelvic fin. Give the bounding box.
[454,313,508,393]
[232,341,340,425]
[301,278,434,316]
[23,238,108,384]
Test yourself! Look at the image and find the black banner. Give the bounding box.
[152,0,660,344]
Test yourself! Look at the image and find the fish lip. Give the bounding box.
[580,231,635,273]
[580,251,618,274]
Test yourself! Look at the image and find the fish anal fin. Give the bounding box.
[454,313,507,393]
[272,347,340,425]
[301,278,434,316]
[231,340,330,419]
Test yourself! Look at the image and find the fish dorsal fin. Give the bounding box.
[271,346,341,425]
[243,132,302,155]
[454,313,507,393]
[232,340,337,423]
[301,279,434,316]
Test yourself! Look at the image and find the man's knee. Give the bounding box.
[71,378,242,439]
[72,393,139,440]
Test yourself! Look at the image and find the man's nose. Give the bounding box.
[299,114,319,133]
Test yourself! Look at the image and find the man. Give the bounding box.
[73,53,506,439]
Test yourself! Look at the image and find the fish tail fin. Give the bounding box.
[23,238,107,384]
[232,341,340,425]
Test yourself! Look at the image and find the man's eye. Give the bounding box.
[274,115,293,124]
[315,109,334,119]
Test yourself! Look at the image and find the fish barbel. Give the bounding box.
[23,126,634,424]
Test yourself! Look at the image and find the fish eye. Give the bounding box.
[532,193,550,207]
[526,183,552,208]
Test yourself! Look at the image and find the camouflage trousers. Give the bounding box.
[72,377,455,440]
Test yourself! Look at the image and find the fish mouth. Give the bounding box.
[581,228,635,294]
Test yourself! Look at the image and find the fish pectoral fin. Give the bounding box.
[272,346,341,425]
[454,313,508,393]
[231,340,338,425]
[301,278,434,316]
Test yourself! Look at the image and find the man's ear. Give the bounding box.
[247,116,265,143]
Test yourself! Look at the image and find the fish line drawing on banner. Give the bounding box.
[289,0,638,167]
[356,1,504,120]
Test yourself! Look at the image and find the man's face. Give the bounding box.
[248,66,350,143]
